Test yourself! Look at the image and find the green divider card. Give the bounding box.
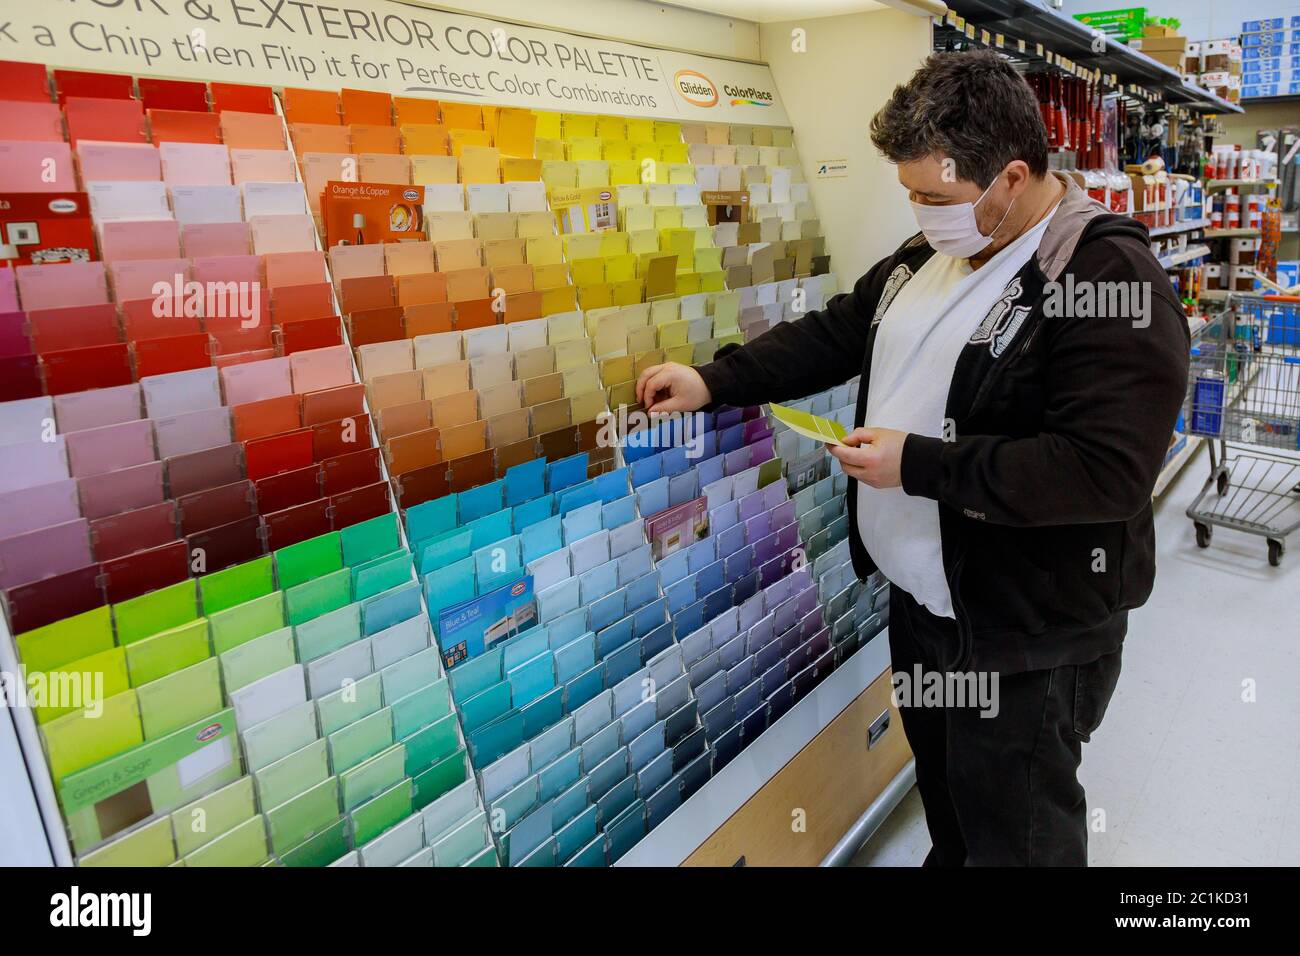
[379,645,442,704]
[242,700,319,773]
[15,606,114,674]
[389,678,451,739]
[209,591,286,655]
[402,713,460,777]
[340,743,406,811]
[58,707,240,855]
[316,672,383,737]
[349,778,413,846]
[464,845,501,867]
[340,513,400,568]
[281,817,349,868]
[170,775,257,857]
[757,455,785,489]
[77,817,176,868]
[412,749,469,811]
[41,689,143,784]
[198,556,275,616]
[136,658,223,740]
[285,568,352,627]
[327,706,394,773]
[275,531,343,591]
[29,646,130,724]
[114,580,200,646]
[125,619,212,687]
[182,814,268,867]
[353,550,415,602]
[266,776,341,854]
[219,626,296,694]
[293,601,361,664]
[253,737,330,810]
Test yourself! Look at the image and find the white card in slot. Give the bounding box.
[170,184,243,224]
[229,664,306,730]
[242,181,309,217]
[87,181,171,222]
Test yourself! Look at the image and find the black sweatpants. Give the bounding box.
[888,586,1124,866]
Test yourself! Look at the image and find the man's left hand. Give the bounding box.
[827,427,908,488]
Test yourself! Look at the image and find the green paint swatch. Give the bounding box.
[315,672,383,737]
[327,705,394,773]
[275,531,343,591]
[170,776,257,857]
[219,626,295,693]
[78,817,175,867]
[199,556,275,616]
[266,776,340,854]
[125,618,211,687]
[114,580,199,645]
[349,778,412,845]
[280,818,349,867]
[182,815,268,867]
[254,737,330,810]
[285,568,352,627]
[209,591,285,654]
[136,657,223,740]
[16,606,114,674]
[340,513,400,567]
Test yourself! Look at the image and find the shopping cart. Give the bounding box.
[1184,293,1300,567]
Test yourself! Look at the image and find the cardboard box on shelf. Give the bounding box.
[1143,24,1180,38]
[1202,39,1233,71]
[1130,36,1187,52]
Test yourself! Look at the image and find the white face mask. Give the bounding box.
[910,173,1015,258]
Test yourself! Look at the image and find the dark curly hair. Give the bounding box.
[869,49,1049,187]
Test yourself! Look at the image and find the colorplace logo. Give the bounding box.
[722,83,773,107]
[673,70,718,107]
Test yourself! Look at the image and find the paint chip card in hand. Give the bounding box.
[767,402,847,445]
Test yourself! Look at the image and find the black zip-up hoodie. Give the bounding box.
[697,175,1191,674]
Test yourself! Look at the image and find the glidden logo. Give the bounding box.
[674,70,718,107]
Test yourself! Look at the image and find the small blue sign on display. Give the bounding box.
[437,575,538,670]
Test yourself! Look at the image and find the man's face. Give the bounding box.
[898,153,1010,239]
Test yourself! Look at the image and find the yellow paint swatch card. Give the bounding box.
[562,114,598,138]
[603,140,635,162]
[626,118,655,143]
[567,138,603,162]
[609,159,640,184]
[768,402,848,445]
[494,108,537,158]
[533,111,562,139]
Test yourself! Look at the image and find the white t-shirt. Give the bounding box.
[857,211,1056,618]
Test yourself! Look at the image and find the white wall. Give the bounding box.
[759,8,933,289]
[418,0,762,60]
[1058,0,1299,43]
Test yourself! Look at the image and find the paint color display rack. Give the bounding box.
[0,60,870,868]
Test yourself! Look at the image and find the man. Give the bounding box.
[635,50,1189,866]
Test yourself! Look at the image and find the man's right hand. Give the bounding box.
[635,363,712,414]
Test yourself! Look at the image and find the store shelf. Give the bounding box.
[1153,433,1201,498]
[1200,289,1233,302]
[1150,217,1211,237]
[1204,228,1261,239]
[1159,244,1210,269]
[615,629,892,867]
[939,0,1242,112]
[1205,179,1279,191]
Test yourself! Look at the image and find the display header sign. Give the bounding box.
[2,0,790,124]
